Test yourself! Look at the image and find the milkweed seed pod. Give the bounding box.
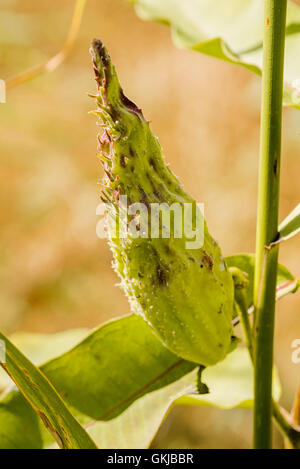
[90,39,237,366]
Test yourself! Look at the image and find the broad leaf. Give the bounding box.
[278,202,300,243]
[80,370,197,449]
[0,315,195,449]
[73,348,281,449]
[42,315,195,422]
[0,318,282,449]
[68,346,282,448]
[0,331,97,449]
[131,0,300,108]
[225,254,298,306]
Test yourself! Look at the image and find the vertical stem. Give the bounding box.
[253,0,287,449]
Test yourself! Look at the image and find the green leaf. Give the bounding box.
[225,253,298,306]
[177,347,281,409]
[42,315,195,422]
[0,318,282,449]
[83,348,281,449]
[0,331,97,449]
[0,391,44,449]
[131,0,300,108]
[0,316,283,448]
[85,370,197,449]
[278,202,300,242]
[0,315,195,449]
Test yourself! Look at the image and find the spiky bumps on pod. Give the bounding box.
[90,39,237,366]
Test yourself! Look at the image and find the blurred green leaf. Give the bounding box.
[84,370,197,449]
[0,391,44,449]
[41,315,195,422]
[0,315,195,448]
[0,316,282,448]
[80,348,281,448]
[226,254,298,306]
[0,331,97,449]
[0,333,282,449]
[278,202,300,242]
[131,0,300,108]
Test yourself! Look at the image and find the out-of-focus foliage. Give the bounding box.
[1,0,299,448]
[0,318,281,449]
[131,0,300,108]
[0,315,195,448]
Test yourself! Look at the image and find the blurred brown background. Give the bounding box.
[0,0,299,449]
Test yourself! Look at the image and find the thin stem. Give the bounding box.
[253,0,287,449]
[235,298,253,361]
[273,401,300,449]
[285,383,300,448]
[5,0,86,90]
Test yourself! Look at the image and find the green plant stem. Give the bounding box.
[253,0,287,449]
[235,299,253,361]
[5,0,86,90]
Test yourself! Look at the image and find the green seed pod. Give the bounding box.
[90,39,237,366]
